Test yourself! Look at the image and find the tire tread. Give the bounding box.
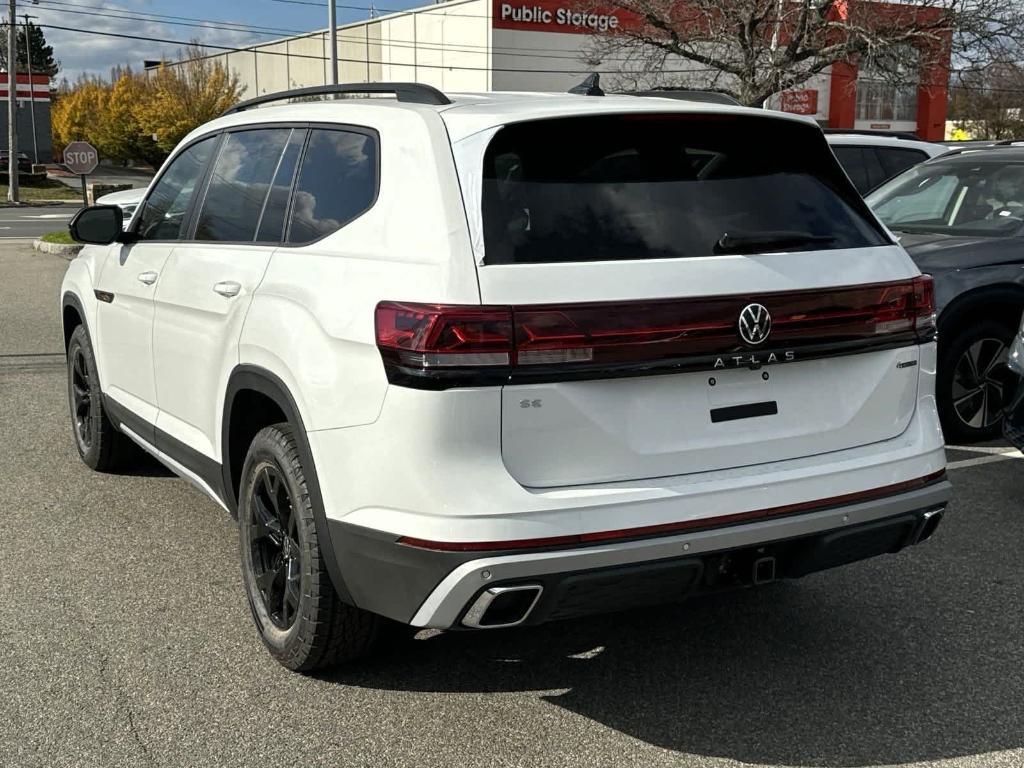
[242,423,380,672]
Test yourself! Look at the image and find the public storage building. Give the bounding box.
[169,0,949,140]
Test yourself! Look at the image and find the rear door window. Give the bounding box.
[862,148,890,192]
[481,116,887,264]
[876,147,929,179]
[255,130,305,243]
[194,128,293,242]
[833,146,870,192]
[286,128,378,245]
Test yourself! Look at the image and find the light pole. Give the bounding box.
[22,13,36,165]
[7,0,18,203]
[328,0,337,84]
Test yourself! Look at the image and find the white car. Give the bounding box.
[61,83,951,672]
[826,131,948,194]
[95,187,145,230]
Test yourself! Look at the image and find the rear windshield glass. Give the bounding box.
[481,115,887,264]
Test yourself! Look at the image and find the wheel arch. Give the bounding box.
[61,291,89,350]
[222,364,354,605]
[938,284,1024,340]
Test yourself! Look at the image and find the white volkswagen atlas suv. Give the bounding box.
[61,82,950,672]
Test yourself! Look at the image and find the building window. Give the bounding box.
[856,48,919,122]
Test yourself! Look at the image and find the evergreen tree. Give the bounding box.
[0,22,60,78]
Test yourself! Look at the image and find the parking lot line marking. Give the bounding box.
[947,445,1024,456]
[947,451,1023,471]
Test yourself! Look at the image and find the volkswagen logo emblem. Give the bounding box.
[738,303,772,346]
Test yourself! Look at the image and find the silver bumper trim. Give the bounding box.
[461,584,544,628]
[410,480,952,628]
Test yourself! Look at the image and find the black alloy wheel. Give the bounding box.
[950,337,1011,432]
[66,324,132,471]
[247,462,303,630]
[70,344,94,452]
[238,423,385,671]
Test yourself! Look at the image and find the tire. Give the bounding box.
[238,423,383,671]
[66,324,133,471]
[937,319,1017,443]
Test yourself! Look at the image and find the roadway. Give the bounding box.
[0,203,80,239]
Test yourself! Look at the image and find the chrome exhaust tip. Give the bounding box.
[462,584,543,629]
[916,508,944,544]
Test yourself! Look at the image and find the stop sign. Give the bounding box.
[64,141,98,175]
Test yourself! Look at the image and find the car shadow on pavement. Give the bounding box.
[328,563,1023,767]
[111,446,174,478]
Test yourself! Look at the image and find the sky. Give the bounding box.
[29,0,425,83]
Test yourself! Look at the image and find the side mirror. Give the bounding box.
[69,205,126,245]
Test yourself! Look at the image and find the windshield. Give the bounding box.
[481,115,887,264]
[866,160,1024,237]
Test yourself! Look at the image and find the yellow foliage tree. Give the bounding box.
[94,70,161,165]
[51,78,108,158]
[51,47,244,165]
[135,50,244,156]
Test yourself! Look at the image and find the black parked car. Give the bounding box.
[866,145,1024,442]
[1002,319,1024,449]
[0,150,33,174]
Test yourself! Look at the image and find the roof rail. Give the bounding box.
[822,128,922,141]
[629,89,741,106]
[222,82,452,116]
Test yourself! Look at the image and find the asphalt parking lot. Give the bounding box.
[2,242,1023,768]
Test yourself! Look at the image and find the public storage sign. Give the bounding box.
[493,0,641,32]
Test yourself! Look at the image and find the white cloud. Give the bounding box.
[35,2,265,82]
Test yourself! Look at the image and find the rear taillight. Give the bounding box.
[374,302,514,387]
[376,277,938,390]
[910,274,936,338]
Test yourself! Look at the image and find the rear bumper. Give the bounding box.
[330,478,951,628]
[1003,379,1024,450]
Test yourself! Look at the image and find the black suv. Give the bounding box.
[867,144,1024,442]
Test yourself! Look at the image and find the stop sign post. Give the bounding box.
[64,141,99,205]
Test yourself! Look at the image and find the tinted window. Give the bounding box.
[833,146,869,192]
[256,130,305,243]
[862,148,890,192]
[286,129,377,245]
[136,138,216,241]
[877,147,928,179]
[195,129,292,242]
[482,116,886,264]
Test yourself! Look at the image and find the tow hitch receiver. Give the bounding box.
[753,556,777,585]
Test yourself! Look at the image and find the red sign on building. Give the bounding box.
[780,89,819,115]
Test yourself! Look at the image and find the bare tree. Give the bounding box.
[581,0,1024,107]
[949,59,1024,138]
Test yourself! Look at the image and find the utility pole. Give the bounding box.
[22,14,36,165]
[7,0,19,203]
[328,0,337,84]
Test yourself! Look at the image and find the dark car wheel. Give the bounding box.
[66,325,133,471]
[938,320,1017,443]
[238,423,383,672]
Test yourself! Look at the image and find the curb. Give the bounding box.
[33,238,83,259]
[0,200,79,207]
